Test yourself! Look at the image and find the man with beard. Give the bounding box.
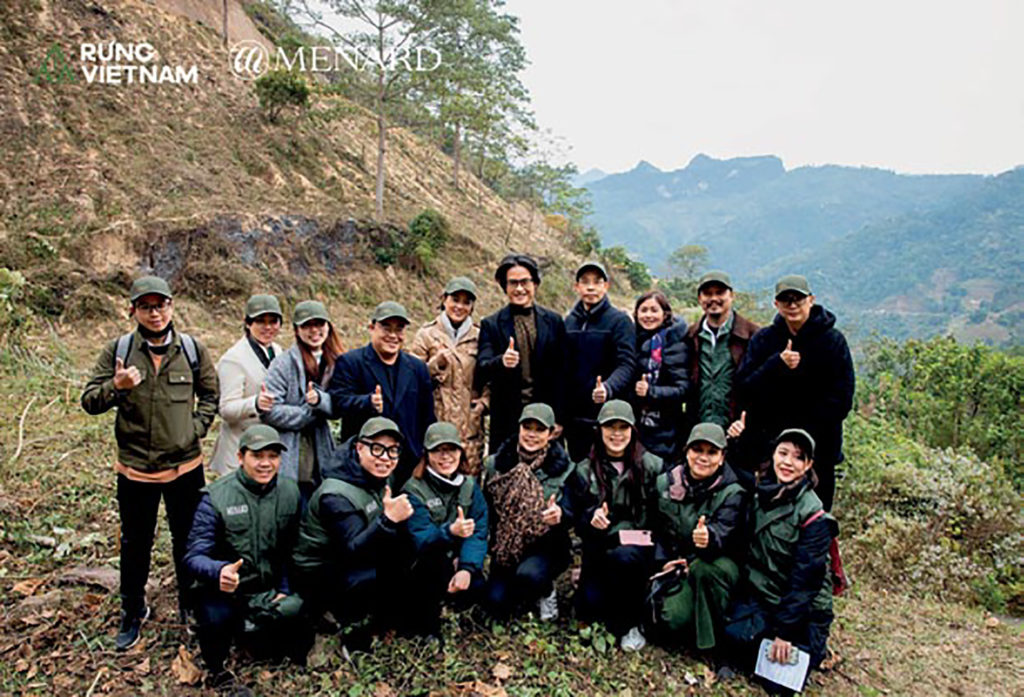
[82,276,219,651]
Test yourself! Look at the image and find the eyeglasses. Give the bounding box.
[506,278,534,289]
[136,299,171,313]
[359,439,402,460]
[776,295,808,307]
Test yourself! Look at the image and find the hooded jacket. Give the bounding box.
[630,318,690,459]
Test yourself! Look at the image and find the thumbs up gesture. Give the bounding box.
[727,410,747,439]
[780,339,801,370]
[371,384,384,413]
[219,558,244,593]
[449,505,475,538]
[592,376,608,404]
[257,382,276,412]
[305,380,320,406]
[591,501,611,530]
[635,373,650,398]
[692,514,710,549]
[540,493,562,526]
[502,337,520,368]
[113,357,143,390]
[382,485,413,523]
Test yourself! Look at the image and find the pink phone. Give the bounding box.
[618,529,654,546]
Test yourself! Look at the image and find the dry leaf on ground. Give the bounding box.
[12,577,47,596]
[491,662,513,681]
[170,645,203,685]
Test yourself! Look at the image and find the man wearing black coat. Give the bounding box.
[475,254,568,452]
[328,301,435,487]
[563,261,636,461]
[734,275,855,511]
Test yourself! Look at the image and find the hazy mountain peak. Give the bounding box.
[632,160,662,173]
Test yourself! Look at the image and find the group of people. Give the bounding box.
[81,253,854,694]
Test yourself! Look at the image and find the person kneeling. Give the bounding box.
[292,417,413,651]
[184,425,307,693]
[723,429,837,686]
[648,423,747,653]
[400,422,488,639]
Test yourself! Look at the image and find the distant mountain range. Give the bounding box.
[584,155,1024,345]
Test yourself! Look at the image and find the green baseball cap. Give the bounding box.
[597,399,635,426]
[424,422,463,451]
[129,276,173,302]
[444,277,478,300]
[292,300,330,326]
[238,424,287,452]
[245,294,283,320]
[686,422,728,450]
[697,270,733,293]
[519,403,556,429]
[359,416,403,441]
[371,301,411,324]
[775,274,812,298]
[575,260,608,281]
[774,428,816,459]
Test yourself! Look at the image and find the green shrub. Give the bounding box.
[371,210,450,272]
[0,268,28,339]
[254,69,310,123]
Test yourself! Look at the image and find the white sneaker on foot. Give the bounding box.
[538,589,558,621]
[620,626,646,652]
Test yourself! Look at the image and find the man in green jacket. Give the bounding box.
[81,276,219,650]
[184,425,306,694]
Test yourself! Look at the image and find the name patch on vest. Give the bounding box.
[226,504,249,516]
[365,501,379,515]
[426,497,443,509]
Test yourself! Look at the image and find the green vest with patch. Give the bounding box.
[206,471,301,595]
[402,475,476,526]
[653,466,745,555]
[293,478,383,575]
[575,452,664,532]
[746,486,833,613]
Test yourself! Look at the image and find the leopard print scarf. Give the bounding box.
[487,444,550,567]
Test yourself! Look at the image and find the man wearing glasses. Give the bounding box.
[734,275,855,512]
[293,417,414,651]
[475,254,568,453]
[81,276,219,650]
[329,301,435,487]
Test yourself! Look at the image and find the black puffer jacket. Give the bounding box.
[629,318,690,459]
[735,305,855,467]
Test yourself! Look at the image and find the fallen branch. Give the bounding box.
[84,667,106,697]
[7,395,38,466]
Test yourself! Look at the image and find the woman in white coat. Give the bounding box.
[210,295,284,475]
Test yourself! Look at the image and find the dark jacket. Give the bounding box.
[184,469,301,596]
[403,472,489,573]
[328,344,435,484]
[684,311,759,426]
[564,296,637,423]
[631,318,690,459]
[475,304,568,451]
[570,447,665,548]
[734,306,854,468]
[81,327,219,471]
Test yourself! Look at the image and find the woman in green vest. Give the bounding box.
[482,403,576,622]
[723,428,837,677]
[647,422,747,653]
[400,422,489,638]
[571,399,664,651]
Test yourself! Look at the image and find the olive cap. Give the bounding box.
[245,294,283,320]
[371,301,411,324]
[518,402,556,429]
[359,416,403,441]
[597,399,635,426]
[424,422,463,451]
[292,300,330,326]
[575,261,608,281]
[239,424,287,452]
[774,274,812,298]
[774,428,816,459]
[697,270,733,293]
[443,277,478,300]
[685,422,728,450]
[130,276,173,302]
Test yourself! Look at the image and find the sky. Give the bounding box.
[504,0,1024,176]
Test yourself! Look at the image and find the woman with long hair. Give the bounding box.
[260,300,343,501]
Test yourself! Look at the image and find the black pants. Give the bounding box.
[485,540,570,620]
[195,590,309,673]
[814,458,837,512]
[576,543,656,636]
[116,466,204,615]
[300,559,407,636]
[402,548,485,635]
[722,596,833,671]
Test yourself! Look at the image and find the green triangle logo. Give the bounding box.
[35,42,77,84]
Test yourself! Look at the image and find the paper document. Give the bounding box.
[754,638,810,692]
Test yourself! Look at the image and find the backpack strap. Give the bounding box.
[113,332,134,371]
[178,332,200,383]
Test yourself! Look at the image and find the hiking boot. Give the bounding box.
[537,589,559,621]
[115,605,150,651]
[620,626,646,652]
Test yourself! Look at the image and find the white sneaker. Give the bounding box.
[620,626,646,652]
[537,589,558,621]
